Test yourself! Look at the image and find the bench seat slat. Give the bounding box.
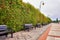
[0,31,8,34]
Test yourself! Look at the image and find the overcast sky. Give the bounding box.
[23,0,60,20]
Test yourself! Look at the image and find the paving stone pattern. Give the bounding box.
[0,24,50,40]
[46,23,60,40]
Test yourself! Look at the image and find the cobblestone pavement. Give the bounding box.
[0,24,51,40]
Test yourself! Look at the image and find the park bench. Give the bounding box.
[0,25,13,38]
[35,23,41,28]
[24,24,33,31]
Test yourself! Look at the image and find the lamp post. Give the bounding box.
[39,1,44,24]
[39,1,44,10]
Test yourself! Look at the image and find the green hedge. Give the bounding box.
[0,0,52,32]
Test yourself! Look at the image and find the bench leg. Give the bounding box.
[11,33,13,38]
[5,33,8,37]
[24,28,29,32]
[5,34,8,37]
[27,29,29,32]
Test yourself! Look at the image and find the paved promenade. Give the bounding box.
[0,24,50,40]
[38,23,60,40]
[46,23,60,40]
[0,23,59,40]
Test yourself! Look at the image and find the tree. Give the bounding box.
[56,18,58,23]
[0,0,52,32]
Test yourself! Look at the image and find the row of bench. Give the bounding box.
[0,23,47,38]
[23,23,41,31]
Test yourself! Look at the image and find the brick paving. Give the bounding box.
[46,23,60,40]
[38,23,60,40]
[0,24,50,40]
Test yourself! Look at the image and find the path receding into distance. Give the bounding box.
[0,23,50,40]
[38,23,60,40]
[0,23,60,40]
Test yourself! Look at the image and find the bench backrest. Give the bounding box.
[24,24,33,28]
[0,25,7,31]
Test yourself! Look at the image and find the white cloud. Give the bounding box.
[23,0,40,8]
[23,0,60,20]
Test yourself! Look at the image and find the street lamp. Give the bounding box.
[39,1,44,10]
[39,1,44,24]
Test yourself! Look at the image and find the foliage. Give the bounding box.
[0,0,52,32]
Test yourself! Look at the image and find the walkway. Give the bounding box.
[0,24,50,40]
[38,23,60,40]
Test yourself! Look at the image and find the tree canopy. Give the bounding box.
[0,0,52,32]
